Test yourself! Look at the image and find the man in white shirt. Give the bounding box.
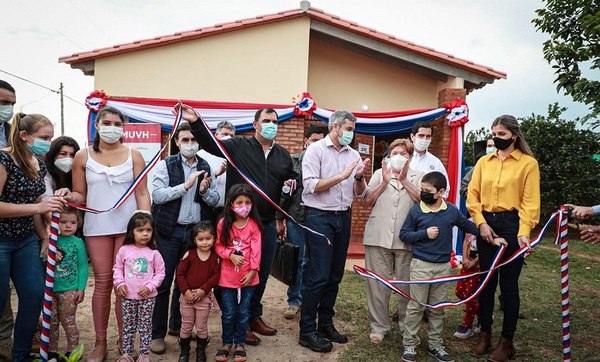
[197,120,236,212]
[409,121,449,198]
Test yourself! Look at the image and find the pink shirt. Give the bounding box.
[113,244,166,300]
[215,217,261,288]
[302,135,366,211]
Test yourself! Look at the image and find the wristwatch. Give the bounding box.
[354,175,365,182]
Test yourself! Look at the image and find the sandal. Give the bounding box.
[233,346,246,362]
[116,355,135,362]
[215,346,231,362]
[370,332,385,344]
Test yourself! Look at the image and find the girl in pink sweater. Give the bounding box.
[113,211,165,362]
[214,184,262,362]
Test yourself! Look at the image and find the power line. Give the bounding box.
[0,69,85,107]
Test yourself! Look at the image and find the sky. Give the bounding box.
[1,0,591,147]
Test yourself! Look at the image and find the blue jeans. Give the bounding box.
[248,222,277,322]
[0,233,44,361]
[286,222,306,306]
[152,224,193,339]
[299,208,351,336]
[219,286,254,346]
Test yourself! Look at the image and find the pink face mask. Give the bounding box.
[231,204,252,218]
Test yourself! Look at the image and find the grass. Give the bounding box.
[335,237,600,362]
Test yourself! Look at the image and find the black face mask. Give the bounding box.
[493,136,514,151]
[420,190,437,205]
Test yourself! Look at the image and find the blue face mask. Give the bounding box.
[338,129,354,146]
[27,137,51,156]
[486,146,496,154]
[260,122,278,140]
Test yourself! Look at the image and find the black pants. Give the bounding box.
[477,210,523,340]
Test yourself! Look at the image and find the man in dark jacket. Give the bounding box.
[177,103,298,346]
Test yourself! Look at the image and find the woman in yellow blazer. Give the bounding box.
[467,115,540,362]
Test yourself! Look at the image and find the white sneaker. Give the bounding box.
[283,305,300,319]
[453,325,474,338]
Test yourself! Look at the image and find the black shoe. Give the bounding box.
[299,332,333,352]
[317,325,348,344]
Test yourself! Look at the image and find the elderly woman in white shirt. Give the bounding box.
[362,138,423,344]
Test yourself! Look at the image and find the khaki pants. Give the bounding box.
[0,296,13,344]
[402,258,451,349]
[365,246,411,335]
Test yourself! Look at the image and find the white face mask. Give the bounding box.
[219,135,232,141]
[54,157,73,173]
[387,154,408,171]
[180,142,199,158]
[98,125,123,144]
[0,105,13,123]
[413,138,431,152]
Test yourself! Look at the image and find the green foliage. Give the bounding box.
[519,103,600,218]
[463,127,491,166]
[33,344,84,362]
[533,0,600,126]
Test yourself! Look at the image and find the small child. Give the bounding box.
[214,184,262,362]
[49,207,88,359]
[454,220,481,339]
[399,171,480,362]
[113,211,166,362]
[176,221,221,362]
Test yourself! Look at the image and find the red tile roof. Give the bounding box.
[59,6,506,81]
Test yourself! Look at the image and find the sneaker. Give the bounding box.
[474,321,481,334]
[283,305,300,319]
[428,346,454,362]
[453,325,474,339]
[401,345,417,362]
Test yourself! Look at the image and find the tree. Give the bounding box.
[520,103,600,218]
[533,1,600,126]
[463,127,491,166]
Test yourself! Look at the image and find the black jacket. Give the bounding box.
[191,120,298,223]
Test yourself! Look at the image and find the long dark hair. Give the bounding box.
[123,210,157,249]
[491,115,534,157]
[219,183,263,247]
[188,220,216,250]
[92,106,127,153]
[44,136,80,190]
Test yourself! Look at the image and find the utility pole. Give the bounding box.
[60,82,64,135]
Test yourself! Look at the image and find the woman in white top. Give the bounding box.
[67,106,150,362]
[362,139,423,344]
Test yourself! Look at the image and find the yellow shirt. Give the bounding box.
[466,149,540,238]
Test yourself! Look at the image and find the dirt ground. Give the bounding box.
[20,260,365,362]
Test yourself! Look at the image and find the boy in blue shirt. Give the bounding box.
[399,171,489,362]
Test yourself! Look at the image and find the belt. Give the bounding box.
[483,210,518,218]
[306,206,350,215]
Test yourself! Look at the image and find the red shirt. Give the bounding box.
[176,249,221,294]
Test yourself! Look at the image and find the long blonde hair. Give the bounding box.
[9,113,53,180]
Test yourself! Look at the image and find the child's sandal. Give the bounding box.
[233,346,246,362]
[215,346,231,362]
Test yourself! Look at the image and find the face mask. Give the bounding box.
[337,129,354,146]
[486,146,496,155]
[98,125,123,144]
[420,190,438,205]
[492,136,514,151]
[180,142,199,158]
[26,137,51,156]
[260,123,278,140]
[219,135,232,141]
[387,154,408,171]
[54,157,73,173]
[231,204,252,218]
[0,105,13,123]
[413,138,431,152]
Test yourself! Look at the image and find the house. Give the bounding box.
[60,1,505,256]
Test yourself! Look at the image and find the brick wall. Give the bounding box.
[434,88,467,167]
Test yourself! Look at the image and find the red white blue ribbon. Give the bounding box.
[354,209,564,309]
[39,212,59,362]
[186,104,331,244]
[556,205,571,362]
